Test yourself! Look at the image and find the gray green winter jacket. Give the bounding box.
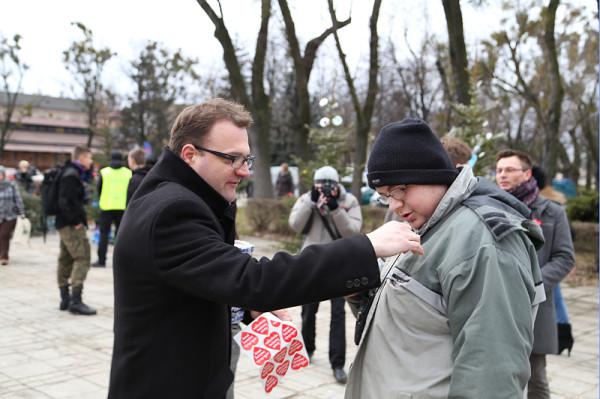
[345,167,545,399]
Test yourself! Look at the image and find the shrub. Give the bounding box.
[361,206,388,233]
[567,190,599,222]
[20,189,44,236]
[244,198,296,236]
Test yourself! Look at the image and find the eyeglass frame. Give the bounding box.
[495,167,526,175]
[192,144,255,170]
[376,185,408,206]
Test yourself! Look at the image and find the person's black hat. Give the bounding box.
[111,151,123,162]
[367,118,458,188]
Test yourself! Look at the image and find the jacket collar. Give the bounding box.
[417,166,478,236]
[143,147,234,219]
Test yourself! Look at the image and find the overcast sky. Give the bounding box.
[0,0,587,100]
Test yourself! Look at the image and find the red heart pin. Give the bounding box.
[253,347,271,366]
[270,320,281,328]
[241,332,259,350]
[264,332,281,351]
[276,360,290,376]
[281,324,298,343]
[261,362,274,379]
[288,339,304,356]
[291,353,309,370]
[273,347,287,363]
[251,317,269,335]
[265,375,278,393]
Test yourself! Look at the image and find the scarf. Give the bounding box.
[509,177,539,207]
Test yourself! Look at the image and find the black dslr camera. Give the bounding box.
[319,180,337,198]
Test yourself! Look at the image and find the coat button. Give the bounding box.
[346,280,354,289]
[353,278,361,288]
[361,277,369,286]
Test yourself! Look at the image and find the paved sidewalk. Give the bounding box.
[0,233,596,398]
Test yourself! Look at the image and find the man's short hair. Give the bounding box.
[496,149,532,170]
[73,146,91,159]
[169,98,253,155]
[440,136,472,166]
[128,148,146,166]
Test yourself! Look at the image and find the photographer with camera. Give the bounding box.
[289,166,362,384]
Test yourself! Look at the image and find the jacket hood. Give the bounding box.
[463,175,545,250]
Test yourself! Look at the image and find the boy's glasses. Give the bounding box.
[376,185,408,206]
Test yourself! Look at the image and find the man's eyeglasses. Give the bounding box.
[193,145,255,170]
[495,167,525,175]
[376,185,408,206]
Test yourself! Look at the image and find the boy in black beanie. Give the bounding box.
[346,118,546,399]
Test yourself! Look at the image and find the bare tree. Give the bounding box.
[328,0,382,196]
[492,0,564,178]
[277,0,350,160]
[63,22,115,147]
[197,0,274,198]
[0,34,27,158]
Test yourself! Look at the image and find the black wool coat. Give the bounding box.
[108,148,380,399]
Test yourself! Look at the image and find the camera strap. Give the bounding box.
[317,210,341,241]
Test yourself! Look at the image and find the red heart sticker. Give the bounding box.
[276,359,290,376]
[273,347,287,363]
[288,339,304,356]
[265,375,278,393]
[270,320,281,328]
[281,324,298,343]
[291,353,309,370]
[261,361,274,379]
[241,332,259,350]
[263,332,281,351]
[253,347,271,366]
[252,317,269,335]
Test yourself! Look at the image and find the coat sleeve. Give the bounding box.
[288,193,315,233]
[330,195,362,237]
[152,198,380,310]
[12,183,25,215]
[441,240,535,398]
[540,206,575,289]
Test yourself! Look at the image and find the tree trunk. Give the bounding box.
[541,0,563,179]
[442,0,471,106]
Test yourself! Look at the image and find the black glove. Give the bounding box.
[327,196,339,210]
[310,186,320,202]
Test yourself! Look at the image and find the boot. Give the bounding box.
[557,323,574,356]
[59,285,70,311]
[69,287,97,316]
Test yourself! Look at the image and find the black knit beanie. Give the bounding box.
[367,118,458,188]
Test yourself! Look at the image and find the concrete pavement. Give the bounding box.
[0,233,596,398]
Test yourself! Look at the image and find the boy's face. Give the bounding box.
[377,184,447,230]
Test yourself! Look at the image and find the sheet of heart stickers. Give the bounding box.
[234,312,310,394]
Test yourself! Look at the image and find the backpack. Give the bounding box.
[41,166,63,216]
[40,165,64,241]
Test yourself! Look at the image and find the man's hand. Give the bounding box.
[366,221,424,258]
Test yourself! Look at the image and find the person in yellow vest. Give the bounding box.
[92,151,132,267]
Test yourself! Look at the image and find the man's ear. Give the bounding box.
[180,144,196,165]
[524,168,532,180]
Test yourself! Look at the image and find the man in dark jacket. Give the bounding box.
[496,150,575,399]
[56,146,97,316]
[126,147,152,204]
[108,98,423,399]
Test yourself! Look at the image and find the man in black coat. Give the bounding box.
[108,98,423,398]
[125,147,153,205]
